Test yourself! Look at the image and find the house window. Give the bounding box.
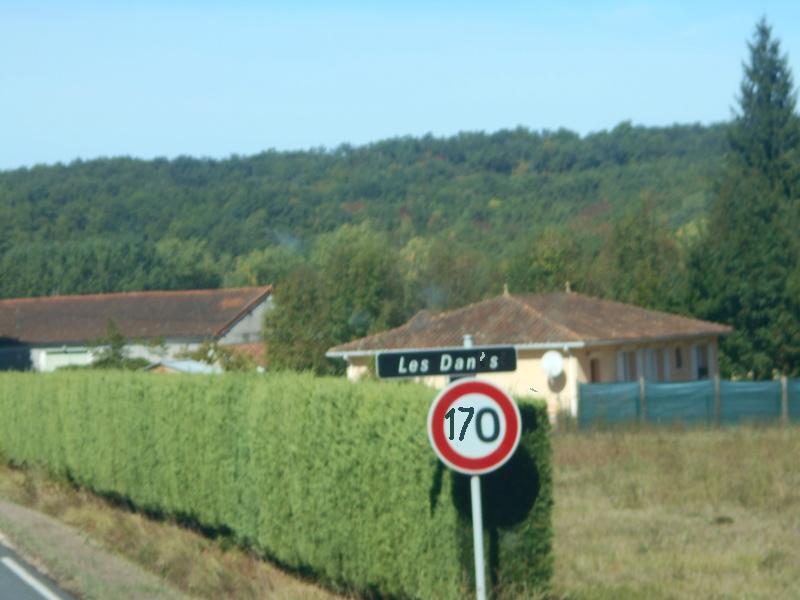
[644,349,659,381]
[696,345,709,379]
[655,349,665,381]
[590,358,601,383]
[675,347,683,369]
[617,350,638,382]
[626,351,637,381]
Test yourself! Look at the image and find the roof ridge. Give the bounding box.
[506,293,584,341]
[396,295,501,328]
[414,307,450,323]
[0,285,272,304]
[328,296,500,352]
[560,292,730,329]
[417,294,531,334]
[362,305,450,340]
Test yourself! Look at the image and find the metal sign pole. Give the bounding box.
[427,379,520,600]
[470,475,487,600]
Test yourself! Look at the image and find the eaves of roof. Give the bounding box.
[326,330,729,359]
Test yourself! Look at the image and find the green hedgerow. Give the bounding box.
[0,371,552,598]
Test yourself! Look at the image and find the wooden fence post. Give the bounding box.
[781,375,789,424]
[639,376,646,423]
[713,374,721,427]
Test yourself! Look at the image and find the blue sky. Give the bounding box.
[2,1,799,169]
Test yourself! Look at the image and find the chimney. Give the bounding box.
[463,334,473,348]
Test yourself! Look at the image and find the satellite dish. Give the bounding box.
[541,351,564,379]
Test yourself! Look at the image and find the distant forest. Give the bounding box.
[0,122,731,363]
[1,21,798,378]
[0,121,725,300]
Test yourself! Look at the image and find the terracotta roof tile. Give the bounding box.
[328,292,732,354]
[227,343,267,367]
[0,286,272,345]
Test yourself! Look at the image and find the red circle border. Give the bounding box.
[427,379,521,475]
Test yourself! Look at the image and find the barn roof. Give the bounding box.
[0,286,272,345]
[327,292,732,355]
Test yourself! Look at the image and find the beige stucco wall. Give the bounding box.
[577,347,617,383]
[346,360,370,381]
[581,338,720,383]
[342,337,723,422]
[670,341,693,382]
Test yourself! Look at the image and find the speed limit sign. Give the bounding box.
[427,378,522,475]
[427,378,522,600]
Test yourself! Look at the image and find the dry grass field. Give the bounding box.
[550,424,800,599]
[1,424,799,599]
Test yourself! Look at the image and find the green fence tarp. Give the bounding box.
[719,380,781,424]
[644,380,714,425]
[579,379,798,428]
[788,379,800,421]
[578,382,639,427]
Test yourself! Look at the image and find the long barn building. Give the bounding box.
[0,286,272,371]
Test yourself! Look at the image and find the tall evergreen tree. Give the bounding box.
[730,19,800,193]
[690,19,800,377]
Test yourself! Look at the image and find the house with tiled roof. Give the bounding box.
[327,290,732,418]
[0,286,272,372]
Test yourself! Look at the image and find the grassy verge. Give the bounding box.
[0,499,187,600]
[550,424,800,599]
[0,461,342,600]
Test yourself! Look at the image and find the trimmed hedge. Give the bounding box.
[0,372,551,598]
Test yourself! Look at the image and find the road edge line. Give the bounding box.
[1,556,62,600]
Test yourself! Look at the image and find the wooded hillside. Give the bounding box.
[0,122,725,299]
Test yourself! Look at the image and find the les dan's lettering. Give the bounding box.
[397,356,430,374]
[377,346,516,379]
[397,352,500,375]
[439,353,498,372]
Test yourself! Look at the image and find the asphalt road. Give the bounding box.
[0,543,74,600]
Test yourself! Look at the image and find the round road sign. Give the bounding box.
[427,378,522,475]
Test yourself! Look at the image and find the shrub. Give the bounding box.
[0,371,552,598]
